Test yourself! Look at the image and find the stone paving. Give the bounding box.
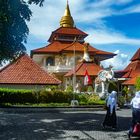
[0,108,134,140]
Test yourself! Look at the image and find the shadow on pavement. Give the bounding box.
[0,109,132,140]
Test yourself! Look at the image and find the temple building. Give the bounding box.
[31,2,116,90]
[115,48,140,91]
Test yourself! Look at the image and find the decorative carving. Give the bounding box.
[83,42,93,62]
[94,65,115,98]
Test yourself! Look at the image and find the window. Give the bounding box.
[46,57,54,66]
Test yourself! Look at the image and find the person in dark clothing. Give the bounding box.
[102,91,117,129]
[128,91,140,138]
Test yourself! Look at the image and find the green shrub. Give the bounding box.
[87,86,94,92]
[117,95,125,107]
[65,85,73,92]
[78,94,88,102]
[87,94,100,105]
[0,88,105,106]
[108,81,117,93]
[0,88,36,104]
[45,85,60,91]
[135,77,140,91]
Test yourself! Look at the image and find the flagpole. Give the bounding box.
[71,37,79,106]
[72,35,81,93]
[73,41,76,94]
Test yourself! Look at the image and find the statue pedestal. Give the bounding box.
[71,100,79,107]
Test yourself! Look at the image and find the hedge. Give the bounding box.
[0,88,74,104]
[0,88,105,105]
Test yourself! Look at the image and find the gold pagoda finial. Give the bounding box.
[60,1,74,27]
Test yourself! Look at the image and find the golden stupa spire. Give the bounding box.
[60,0,74,27]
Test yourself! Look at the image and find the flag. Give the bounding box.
[84,69,92,85]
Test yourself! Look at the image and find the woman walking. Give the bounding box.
[128,91,140,138]
[102,91,117,129]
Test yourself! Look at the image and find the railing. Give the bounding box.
[42,65,73,73]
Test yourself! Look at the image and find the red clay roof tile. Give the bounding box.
[65,62,102,77]
[48,27,88,42]
[54,27,88,35]
[123,76,140,85]
[131,48,140,61]
[123,61,140,78]
[32,41,115,57]
[121,48,140,85]
[0,54,61,85]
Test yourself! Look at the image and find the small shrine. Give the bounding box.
[65,42,103,93]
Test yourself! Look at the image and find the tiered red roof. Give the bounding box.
[122,48,140,85]
[48,27,88,42]
[130,48,140,61]
[31,41,115,60]
[0,54,61,85]
[65,62,102,77]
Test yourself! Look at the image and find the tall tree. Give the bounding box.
[28,0,45,6]
[0,0,32,65]
[0,0,45,65]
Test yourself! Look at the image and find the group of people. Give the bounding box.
[102,90,140,137]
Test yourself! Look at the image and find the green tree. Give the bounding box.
[135,77,140,91]
[0,0,32,65]
[0,0,45,65]
[28,0,45,6]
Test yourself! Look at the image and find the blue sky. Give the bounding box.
[26,0,140,70]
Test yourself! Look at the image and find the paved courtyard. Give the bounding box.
[0,108,133,140]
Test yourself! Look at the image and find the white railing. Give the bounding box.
[42,65,73,73]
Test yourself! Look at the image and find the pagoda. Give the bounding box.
[31,1,116,89]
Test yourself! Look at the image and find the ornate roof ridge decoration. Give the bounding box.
[82,42,94,62]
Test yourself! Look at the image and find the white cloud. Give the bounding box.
[86,28,140,45]
[27,0,140,45]
[101,50,129,70]
[25,0,139,71]
[114,0,133,5]
[26,0,112,38]
[121,4,140,14]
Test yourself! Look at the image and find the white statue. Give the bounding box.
[94,65,115,98]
